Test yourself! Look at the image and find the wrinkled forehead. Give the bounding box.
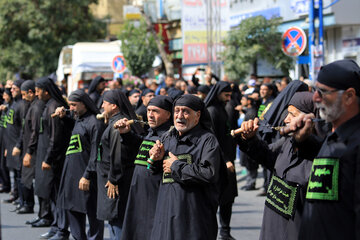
[174,105,198,116]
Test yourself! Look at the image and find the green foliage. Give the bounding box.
[222,16,293,81]
[118,18,159,78]
[0,0,105,81]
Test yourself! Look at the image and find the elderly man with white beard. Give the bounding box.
[299,59,360,240]
[148,94,225,240]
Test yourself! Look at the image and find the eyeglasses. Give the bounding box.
[313,86,339,98]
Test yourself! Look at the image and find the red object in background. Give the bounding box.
[154,23,170,54]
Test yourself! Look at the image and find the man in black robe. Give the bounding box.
[204,81,238,240]
[135,89,155,122]
[149,94,224,240]
[56,89,105,240]
[0,89,12,194]
[4,79,28,205]
[33,77,73,240]
[88,76,106,109]
[97,89,144,240]
[119,95,173,240]
[299,60,360,240]
[16,80,45,214]
[127,89,140,110]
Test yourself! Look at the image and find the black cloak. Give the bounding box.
[103,89,144,135]
[257,80,309,143]
[68,89,100,115]
[88,76,105,94]
[36,77,68,108]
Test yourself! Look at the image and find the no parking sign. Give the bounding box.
[282,27,307,57]
[112,55,127,73]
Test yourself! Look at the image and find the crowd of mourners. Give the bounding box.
[0,59,359,240]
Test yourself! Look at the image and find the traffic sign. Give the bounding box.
[112,55,127,73]
[282,27,307,57]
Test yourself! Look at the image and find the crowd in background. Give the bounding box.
[0,59,359,240]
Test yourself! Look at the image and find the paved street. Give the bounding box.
[0,162,265,240]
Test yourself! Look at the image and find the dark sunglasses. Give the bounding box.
[313,86,339,98]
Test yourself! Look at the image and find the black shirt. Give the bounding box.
[299,113,360,240]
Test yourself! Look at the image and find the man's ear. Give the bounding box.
[196,110,201,120]
[344,88,356,106]
[111,103,118,111]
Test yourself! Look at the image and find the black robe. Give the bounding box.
[121,121,172,240]
[34,98,73,199]
[21,98,45,189]
[237,135,321,240]
[150,125,222,240]
[89,91,103,110]
[57,112,105,213]
[0,107,8,175]
[207,100,238,204]
[135,104,147,122]
[5,98,29,171]
[96,112,141,222]
[299,114,360,240]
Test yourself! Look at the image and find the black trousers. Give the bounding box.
[67,210,104,240]
[38,197,52,220]
[15,170,23,205]
[21,183,35,208]
[0,157,10,191]
[219,202,233,237]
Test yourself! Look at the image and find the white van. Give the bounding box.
[56,40,124,95]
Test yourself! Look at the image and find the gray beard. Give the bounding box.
[316,93,344,123]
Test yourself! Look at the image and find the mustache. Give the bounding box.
[176,119,186,124]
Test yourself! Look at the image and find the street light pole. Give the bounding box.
[309,0,324,82]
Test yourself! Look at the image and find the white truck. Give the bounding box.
[56,40,124,95]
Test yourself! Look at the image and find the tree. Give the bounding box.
[222,16,293,81]
[140,9,174,77]
[0,0,105,80]
[118,18,159,78]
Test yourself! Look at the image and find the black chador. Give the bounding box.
[57,90,105,240]
[88,76,105,109]
[237,92,323,240]
[150,95,223,240]
[121,96,173,240]
[97,90,144,227]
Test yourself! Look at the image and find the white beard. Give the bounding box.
[316,93,344,123]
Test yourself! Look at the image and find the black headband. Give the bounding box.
[317,59,360,96]
[148,95,173,112]
[289,92,315,114]
[68,89,100,115]
[174,94,204,112]
[20,80,35,92]
[13,79,25,88]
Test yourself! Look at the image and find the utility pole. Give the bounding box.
[206,0,222,78]
[309,0,324,81]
